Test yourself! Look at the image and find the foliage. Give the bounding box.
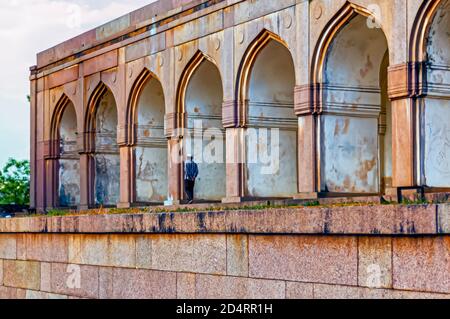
[0,159,30,206]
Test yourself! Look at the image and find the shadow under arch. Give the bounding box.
[175,49,226,202]
[126,68,169,204]
[310,1,391,195]
[50,94,74,156]
[126,68,165,146]
[176,50,224,132]
[235,28,298,199]
[235,29,293,127]
[83,81,120,207]
[311,2,384,85]
[410,0,444,63]
[49,94,80,208]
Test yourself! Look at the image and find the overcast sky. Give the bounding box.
[0,0,155,167]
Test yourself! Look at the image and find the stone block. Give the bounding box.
[51,263,99,299]
[195,275,285,299]
[0,234,16,259]
[0,260,3,286]
[313,284,450,299]
[393,237,450,294]
[0,286,27,299]
[16,234,27,260]
[177,273,196,299]
[226,235,249,277]
[3,260,41,291]
[286,282,314,299]
[68,234,136,268]
[358,237,393,289]
[136,235,152,269]
[83,50,118,76]
[23,234,68,263]
[41,262,52,293]
[99,267,113,299]
[25,290,69,299]
[112,268,177,299]
[438,204,450,234]
[249,235,358,286]
[151,234,226,275]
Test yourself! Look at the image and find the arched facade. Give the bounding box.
[176,51,226,201]
[85,83,120,207]
[49,95,80,207]
[31,0,450,212]
[127,70,168,203]
[311,4,391,194]
[237,31,298,198]
[415,0,450,188]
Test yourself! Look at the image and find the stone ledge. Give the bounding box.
[0,204,448,235]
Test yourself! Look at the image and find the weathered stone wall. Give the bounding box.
[30,0,450,212]
[0,204,449,299]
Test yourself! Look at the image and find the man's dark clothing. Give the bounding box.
[184,160,199,202]
[184,179,196,202]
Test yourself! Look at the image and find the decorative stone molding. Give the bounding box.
[43,140,59,160]
[388,62,427,100]
[222,100,237,128]
[116,125,129,146]
[294,84,321,116]
[164,112,186,138]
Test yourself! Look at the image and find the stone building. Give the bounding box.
[29,0,450,212]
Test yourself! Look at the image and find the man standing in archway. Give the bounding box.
[184,154,199,204]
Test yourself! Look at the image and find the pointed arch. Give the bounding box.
[126,68,164,146]
[236,29,292,127]
[311,2,382,84]
[176,50,223,131]
[410,0,443,63]
[50,94,74,157]
[84,82,116,152]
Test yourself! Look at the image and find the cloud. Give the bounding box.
[0,0,154,167]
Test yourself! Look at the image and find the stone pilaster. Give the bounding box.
[293,85,319,199]
[222,127,245,203]
[388,62,426,188]
[168,137,182,204]
[118,145,134,209]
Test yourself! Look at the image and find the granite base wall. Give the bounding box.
[0,204,449,299]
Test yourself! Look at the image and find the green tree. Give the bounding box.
[0,159,30,206]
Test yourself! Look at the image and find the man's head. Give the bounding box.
[187,154,194,161]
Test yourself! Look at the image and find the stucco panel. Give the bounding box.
[424,98,450,187]
[321,116,379,193]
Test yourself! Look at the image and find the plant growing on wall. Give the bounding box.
[0,158,30,206]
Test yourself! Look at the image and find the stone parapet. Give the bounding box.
[0,204,448,235]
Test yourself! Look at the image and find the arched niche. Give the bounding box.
[93,88,120,206]
[245,39,297,198]
[320,14,390,194]
[182,56,226,201]
[134,75,168,203]
[58,100,80,207]
[422,0,450,187]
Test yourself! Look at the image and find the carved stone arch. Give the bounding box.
[410,0,444,64]
[236,29,293,127]
[309,1,392,195]
[126,68,164,146]
[407,0,446,97]
[175,50,223,132]
[50,94,73,158]
[49,93,80,208]
[84,82,116,152]
[311,2,386,87]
